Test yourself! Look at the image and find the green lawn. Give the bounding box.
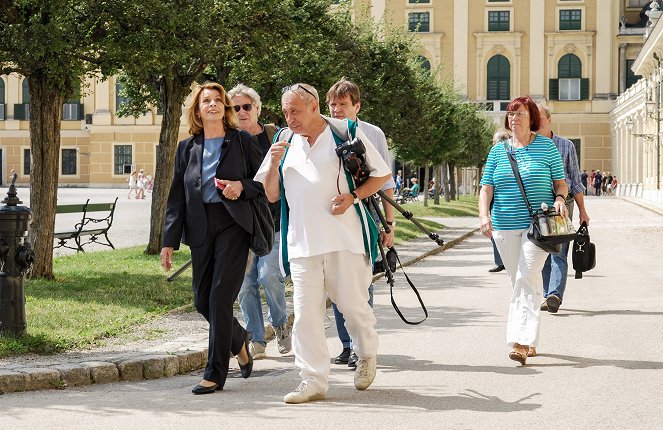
[0,194,478,357]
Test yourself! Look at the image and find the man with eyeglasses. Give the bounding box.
[325,77,395,369]
[228,84,291,361]
[537,104,590,315]
[255,82,391,404]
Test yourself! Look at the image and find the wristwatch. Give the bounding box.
[350,191,360,204]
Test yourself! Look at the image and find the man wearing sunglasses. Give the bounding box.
[326,78,395,369]
[255,83,391,404]
[228,84,291,362]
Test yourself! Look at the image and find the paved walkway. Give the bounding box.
[1,195,662,429]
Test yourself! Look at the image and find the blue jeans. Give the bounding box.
[491,237,503,266]
[238,234,287,345]
[333,284,374,348]
[542,241,571,301]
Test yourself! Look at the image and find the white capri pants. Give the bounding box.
[493,229,549,347]
[289,250,378,393]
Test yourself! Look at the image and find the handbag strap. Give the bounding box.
[503,140,534,216]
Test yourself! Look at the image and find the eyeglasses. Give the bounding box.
[233,104,253,112]
[281,84,318,100]
[506,111,529,118]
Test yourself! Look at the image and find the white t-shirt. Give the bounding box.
[357,119,395,191]
[254,124,390,260]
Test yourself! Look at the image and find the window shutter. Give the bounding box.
[580,78,589,100]
[549,79,559,100]
[14,104,25,120]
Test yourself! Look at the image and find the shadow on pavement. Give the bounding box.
[531,354,663,370]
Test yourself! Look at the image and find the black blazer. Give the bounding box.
[162,128,264,250]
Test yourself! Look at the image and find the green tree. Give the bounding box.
[0,0,104,278]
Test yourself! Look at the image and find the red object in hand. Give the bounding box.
[214,178,226,190]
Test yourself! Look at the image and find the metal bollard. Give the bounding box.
[0,173,34,338]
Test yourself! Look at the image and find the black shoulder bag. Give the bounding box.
[503,141,577,254]
[238,133,275,257]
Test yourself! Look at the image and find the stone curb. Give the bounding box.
[0,226,477,395]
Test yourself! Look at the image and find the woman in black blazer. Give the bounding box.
[161,82,265,395]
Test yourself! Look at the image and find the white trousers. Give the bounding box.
[289,250,378,393]
[493,229,549,347]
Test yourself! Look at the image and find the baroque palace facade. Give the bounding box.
[0,0,656,193]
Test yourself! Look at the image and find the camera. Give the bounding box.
[335,137,370,183]
[373,247,398,275]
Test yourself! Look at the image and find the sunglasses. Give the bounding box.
[281,84,318,100]
[233,104,253,112]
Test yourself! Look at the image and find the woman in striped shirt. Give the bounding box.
[479,96,568,365]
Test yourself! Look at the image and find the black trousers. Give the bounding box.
[191,203,251,386]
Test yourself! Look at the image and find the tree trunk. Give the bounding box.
[27,74,65,279]
[433,164,441,205]
[145,77,192,254]
[441,161,450,202]
[449,162,457,200]
[422,163,429,207]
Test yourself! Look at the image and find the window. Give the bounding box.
[628,0,650,7]
[0,79,5,120]
[408,0,430,3]
[559,9,581,30]
[488,11,510,31]
[408,12,430,32]
[114,145,132,175]
[487,55,511,101]
[61,149,77,175]
[626,59,642,90]
[550,53,588,100]
[23,148,31,175]
[22,79,30,103]
[417,55,431,73]
[115,82,130,113]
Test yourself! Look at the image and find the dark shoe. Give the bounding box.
[540,299,549,311]
[192,383,222,395]
[334,347,351,364]
[545,295,562,313]
[348,352,358,368]
[488,265,505,273]
[239,331,253,379]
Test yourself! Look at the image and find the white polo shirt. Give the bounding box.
[255,124,390,260]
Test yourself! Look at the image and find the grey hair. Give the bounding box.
[493,129,510,144]
[228,84,262,112]
[537,103,551,119]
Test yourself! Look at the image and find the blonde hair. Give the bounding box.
[187,82,238,136]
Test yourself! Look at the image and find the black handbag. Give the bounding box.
[572,221,595,279]
[504,141,577,254]
[238,133,274,257]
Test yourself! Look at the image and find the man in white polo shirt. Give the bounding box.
[255,83,391,404]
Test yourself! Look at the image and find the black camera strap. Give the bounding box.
[385,247,428,325]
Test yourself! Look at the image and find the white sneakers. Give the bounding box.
[354,356,377,390]
[274,324,292,354]
[283,381,326,404]
[284,356,377,404]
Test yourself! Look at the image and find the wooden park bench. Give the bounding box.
[53,197,118,252]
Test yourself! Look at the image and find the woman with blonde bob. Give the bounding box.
[478,95,568,365]
[161,82,266,394]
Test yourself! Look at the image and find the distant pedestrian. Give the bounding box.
[589,170,596,195]
[136,169,146,199]
[594,170,603,196]
[580,170,588,195]
[395,170,403,195]
[128,171,138,199]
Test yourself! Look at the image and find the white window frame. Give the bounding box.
[559,78,581,101]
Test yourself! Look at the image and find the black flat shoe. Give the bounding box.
[488,265,505,273]
[334,347,351,364]
[239,331,253,379]
[192,383,222,395]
